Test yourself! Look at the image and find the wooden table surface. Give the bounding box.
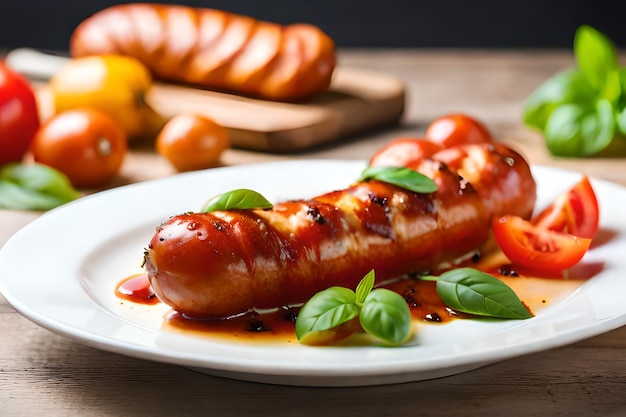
[2,49,626,417]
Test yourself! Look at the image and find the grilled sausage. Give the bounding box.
[70,3,336,101]
[143,143,536,319]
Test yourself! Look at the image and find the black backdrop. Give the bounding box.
[1,0,626,52]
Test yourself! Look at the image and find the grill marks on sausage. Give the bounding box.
[306,205,327,224]
[145,144,537,318]
[149,181,453,317]
[70,4,336,101]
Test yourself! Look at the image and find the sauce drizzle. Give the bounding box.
[115,274,159,305]
[115,252,596,343]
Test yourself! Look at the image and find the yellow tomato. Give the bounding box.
[49,55,163,139]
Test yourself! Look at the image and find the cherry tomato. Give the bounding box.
[369,138,443,167]
[425,114,493,148]
[0,61,40,165]
[31,108,127,188]
[156,113,229,172]
[492,215,592,273]
[532,176,599,239]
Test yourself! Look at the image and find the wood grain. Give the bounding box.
[2,49,626,417]
[31,64,405,152]
[148,66,406,151]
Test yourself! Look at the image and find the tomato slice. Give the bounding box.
[492,215,592,273]
[532,176,599,239]
[369,138,443,168]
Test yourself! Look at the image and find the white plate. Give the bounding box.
[1,160,626,387]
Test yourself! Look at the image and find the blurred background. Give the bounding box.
[1,0,626,52]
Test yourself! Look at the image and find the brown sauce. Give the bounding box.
[115,274,159,305]
[115,250,597,344]
[165,308,300,343]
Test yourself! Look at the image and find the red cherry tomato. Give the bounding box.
[156,113,229,172]
[369,138,443,167]
[532,176,599,239]
[425,114,493,148]
[492,215,592,274]
[31,108,127,188]
[0,61,40,165]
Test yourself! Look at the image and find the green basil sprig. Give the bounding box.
[358,166,437,194]
[295,270,412,346]
[523,25,626,157]
[0,163,81,211]
[421,268,533,319]
[201,188,273,213]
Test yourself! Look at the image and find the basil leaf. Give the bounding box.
[434,268,532,319]
[358,166,437,194]
[583,99,616,154]
[574,25,618,92]
[616,106,626,137]
[523,69,595,131]
[616,68,626,136]
[296,270,412,345]
[523,25,626,157]
[544,100,615,156]
[542,103,585,155]
[355,269,375,304]
[0,163,81,211]
[295,287,359,342]
[599,69,622,104]
[201,188,273,212]
[0,180,69,211]
[360,289,412,345]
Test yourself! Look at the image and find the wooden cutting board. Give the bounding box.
[7,49,405,153]
[146,67,405,152]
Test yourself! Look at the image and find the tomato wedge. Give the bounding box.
[492,215,592,273]
[532,176,599,239]
[369,138,443,168]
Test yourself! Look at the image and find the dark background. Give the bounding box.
[1,0,626,52]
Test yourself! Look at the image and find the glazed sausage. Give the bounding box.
[70,3,336,101]
[428,143,537,221]
[143,143,536,319]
